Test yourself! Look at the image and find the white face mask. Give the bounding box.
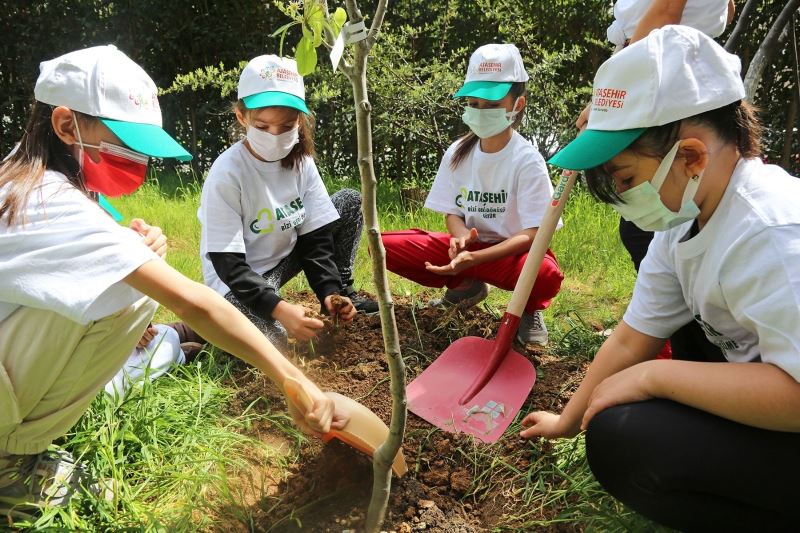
[246,125,299,161]
[611,140,703,232]
[461,97,521,139]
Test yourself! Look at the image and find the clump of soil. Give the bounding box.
[222,292,587,532]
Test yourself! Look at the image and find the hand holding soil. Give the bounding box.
[325,293,356,322]
[273,300,324,341]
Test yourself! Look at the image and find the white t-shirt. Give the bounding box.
[424,131,561,243]
[0,170,157,325]
[607,0,729,47]
[624,158,800,381]
[198,141,339,295]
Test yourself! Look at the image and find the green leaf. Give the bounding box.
[270,20,298,38]
[332,7,347,36]
[295,35,318,75]
[307,4,324,47]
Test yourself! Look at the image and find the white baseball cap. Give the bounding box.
[34,45,191,161]
[237,55,308,114]
[550,25,745,170]
[453,43,530,100]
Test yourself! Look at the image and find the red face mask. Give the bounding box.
[73,114,149,197]
[79,142,149,197]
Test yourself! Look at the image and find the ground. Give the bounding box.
[215,291,597,532]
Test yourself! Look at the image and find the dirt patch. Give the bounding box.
[221,292,588,532]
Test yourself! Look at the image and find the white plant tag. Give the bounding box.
[344,20,368,44]
[330,30,345,72]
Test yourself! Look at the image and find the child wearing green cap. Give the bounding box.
[198,55,378,348]
[0,46,345,518]
[382,43,564,345]
[522,26,800,530]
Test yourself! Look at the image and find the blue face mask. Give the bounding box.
[461,97,521,139]
[611,141,704,232]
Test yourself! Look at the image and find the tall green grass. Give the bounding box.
[32,170,642,530]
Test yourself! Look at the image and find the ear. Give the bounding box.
[51,106,79,145]
[677,138,708,177]
[514,94,526,113]
[234,107,249,129]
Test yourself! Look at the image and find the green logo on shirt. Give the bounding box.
[454,188,508,219]
[249,198,305,235]
[249,208,274,234]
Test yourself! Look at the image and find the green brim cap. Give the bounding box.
[242,91,309,114]
[453,81,512,100]
[101,119,192,161]
[548,127,647,170]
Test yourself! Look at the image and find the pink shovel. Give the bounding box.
[407,171,578,443]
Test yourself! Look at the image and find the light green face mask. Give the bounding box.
[611,140,703,232]
[461,97,521,139]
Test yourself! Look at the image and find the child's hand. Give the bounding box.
[272,301,324,341]
[284,376,349,436]
[519,411,577,439]
[425,250,476,276]
[448,227,479,259]
[137,323,158,348]
[130,218,167,258]
[325,294,356,322]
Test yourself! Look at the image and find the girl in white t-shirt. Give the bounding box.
[198,55,377,347]
[523,27,800,530]
[0,46,344,516]
[382,44,564,345]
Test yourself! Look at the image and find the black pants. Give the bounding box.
[619,218,724,362]
[224,188,363,345]
[586,399,800,532]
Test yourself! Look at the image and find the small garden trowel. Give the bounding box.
[284,377,408,476]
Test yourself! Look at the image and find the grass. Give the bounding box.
[21,169,646,530]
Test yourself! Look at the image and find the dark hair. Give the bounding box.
[584,100,763,204]
[450,81,528,170]
[233,100,316,170]
[0,103,94,226]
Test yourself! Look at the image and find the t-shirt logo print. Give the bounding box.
[455,187,469,208]
[249,208,275,234]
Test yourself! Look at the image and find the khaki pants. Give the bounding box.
[0,298,156,454]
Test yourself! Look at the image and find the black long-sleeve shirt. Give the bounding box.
[208,221,341,319]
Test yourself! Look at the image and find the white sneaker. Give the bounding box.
[429,280,489,308]
[517,310,548,345]
[0,448,106,519]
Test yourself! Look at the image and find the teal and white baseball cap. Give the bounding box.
[549,26,745,170]
[238,55,309,114]
[453,43,530,101]
[34,45,192,161]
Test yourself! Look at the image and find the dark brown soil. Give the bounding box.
[220,291,587,532]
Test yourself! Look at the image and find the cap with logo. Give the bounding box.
[238,55,309,114]
[34,45,192,161]
[453,43,530,101]
[549,25,745,170]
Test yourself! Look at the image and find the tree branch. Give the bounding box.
[366,0,388,50]
[743,0,800,101]
[725,0,759,52]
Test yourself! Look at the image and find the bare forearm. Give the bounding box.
[446,214,469,238]
[471,229,537,264]
[125,260,303,387]
[560,322,663,433]
[630,0,688,43]
[647,360,800,432]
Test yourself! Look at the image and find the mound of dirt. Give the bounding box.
[221,292,587,532]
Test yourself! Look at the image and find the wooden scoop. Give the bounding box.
[284,377,408,477]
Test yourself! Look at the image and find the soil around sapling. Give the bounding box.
[220,290,589,532]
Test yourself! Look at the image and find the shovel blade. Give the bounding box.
[407,336,536,443]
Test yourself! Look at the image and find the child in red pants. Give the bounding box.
[382,44,564,345]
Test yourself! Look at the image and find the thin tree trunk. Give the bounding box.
[744,0,800,101]
[781,92,798,168]
[339,1,406,531]
[725,0,759,52]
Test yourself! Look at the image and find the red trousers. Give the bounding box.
[382,229,564,313]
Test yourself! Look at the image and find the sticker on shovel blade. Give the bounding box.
[463,401,506,433]
[551,172,572,207]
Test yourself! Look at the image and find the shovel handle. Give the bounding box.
[507,171,578,317]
